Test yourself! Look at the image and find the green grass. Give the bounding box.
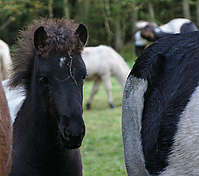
[81,77,128,176]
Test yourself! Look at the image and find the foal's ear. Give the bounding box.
[74,24,88,46]
[34,26,48,53]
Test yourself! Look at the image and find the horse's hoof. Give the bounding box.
[87,104,91,110]
[110,104,115,108]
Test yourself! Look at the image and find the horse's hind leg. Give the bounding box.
[87,78,102,109]
[101,72,115,108]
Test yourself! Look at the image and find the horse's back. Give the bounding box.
[82,45,109,76]
[83,45,129,77]
[123,31,199,175]
[83,45,115,70]
[0,79,12,176]
[160,18,191,33]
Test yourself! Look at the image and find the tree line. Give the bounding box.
[0,0,198,52]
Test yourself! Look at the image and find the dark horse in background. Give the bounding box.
[0,78,12,176]
[8,18,88,176]
[134,18,198,56]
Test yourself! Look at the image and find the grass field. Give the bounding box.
[80,55,135,176]
[81,77,127,176]
[78,48,135,175]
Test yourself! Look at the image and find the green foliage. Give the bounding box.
[119,43,136,62]
[0,0,46,21]
[0,0,48,45]
[0,0,198,48]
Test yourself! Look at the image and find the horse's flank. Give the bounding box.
[0,80,12,176]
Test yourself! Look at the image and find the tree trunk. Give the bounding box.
[84,0,90,21]
[132,2,138,34]
[197,0,199,26]
[131,2,138,55]
[115,20,122,50]
[149,3,155,23]
[63,0,70,20]
[0,17,16,31]
[100,0,112,45]
[48,0,53,19]
[182,0,191,19]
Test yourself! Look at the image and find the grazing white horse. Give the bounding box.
[0,40,12,80]
[134,18,198,56]
[82,45,130,109]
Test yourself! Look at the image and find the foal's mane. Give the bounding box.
[10,18,84,89]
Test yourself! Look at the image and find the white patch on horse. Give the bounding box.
[59,57,66,68]
[160,85,199,176]
[2,79,26,124]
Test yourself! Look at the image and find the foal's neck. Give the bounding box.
[12,93,66,174]
[11,84,82,175]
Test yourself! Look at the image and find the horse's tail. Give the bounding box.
[122,51,164,175]
[122,74,148,175]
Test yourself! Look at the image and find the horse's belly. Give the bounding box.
[85,74,100,81]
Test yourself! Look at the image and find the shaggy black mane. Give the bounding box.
[10,18,84,89]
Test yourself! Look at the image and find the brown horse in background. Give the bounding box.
[0,77,12,175]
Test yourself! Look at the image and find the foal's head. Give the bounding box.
[11,18,88,149]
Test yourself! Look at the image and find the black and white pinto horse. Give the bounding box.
[122,31,199,175]
[134,18,198,56]
[8,18,88,176]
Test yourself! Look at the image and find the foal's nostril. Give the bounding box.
[63,128,70,141]
[63,127,85,142]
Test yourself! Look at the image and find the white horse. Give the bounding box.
[134,18,198,56]
[0,40,12,80]
[82,45,130,109]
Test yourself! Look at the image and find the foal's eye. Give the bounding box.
[39,76,50,84]
[82,73,88,84]
[82,73,88,80]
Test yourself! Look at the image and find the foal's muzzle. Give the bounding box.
[59,115,85,149]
